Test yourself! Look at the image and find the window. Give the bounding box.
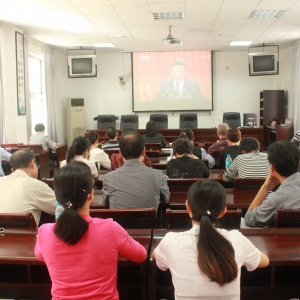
[28,55,47,134]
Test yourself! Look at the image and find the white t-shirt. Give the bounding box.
[89,148,111,170]
[155,225,261,300]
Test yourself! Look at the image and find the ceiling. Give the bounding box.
[1,0,300,53]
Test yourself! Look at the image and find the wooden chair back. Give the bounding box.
[0,212,37,228]
[165,209,242,230]
[274,208,300,228]
[90,207,156,229]
[42,178,54,189]
[0,143,23,149]
[211,149,222,158]
[103,148,120,157]
[233,178,266,190]
[17,144,44,151]
[145,143,162,151]
[203,142,214,151]
[145,150,160,157]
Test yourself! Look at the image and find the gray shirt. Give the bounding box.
[0,147,12,177]
[102,159,169,210]
[29,133,56,153]
[244,172,300,227]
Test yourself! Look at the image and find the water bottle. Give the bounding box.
[225,154,232,168]
[55,201,64,221]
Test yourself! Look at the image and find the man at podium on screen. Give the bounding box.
[152,59,205,102]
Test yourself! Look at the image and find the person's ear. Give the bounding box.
[185,200,193,218]
[116,132,119,137]
[217,207,227,219]
[87,189,94,202]
[142,147,146,156]
[242,149,246,154]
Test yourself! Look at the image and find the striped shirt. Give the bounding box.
[223,151,270,182]
[291,130,300,146]
[245,172,300,227]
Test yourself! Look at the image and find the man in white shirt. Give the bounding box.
[0,149,56,225]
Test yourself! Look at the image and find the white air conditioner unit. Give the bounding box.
[66,98,86,147]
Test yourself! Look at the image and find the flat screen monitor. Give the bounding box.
[132,51,213,112]
[243,113,257,126]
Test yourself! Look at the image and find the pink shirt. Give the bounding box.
[35,216,147,300]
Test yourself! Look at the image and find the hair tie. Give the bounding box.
[65,201,73,209]
[203,210,211,216]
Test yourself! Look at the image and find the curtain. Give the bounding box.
[44,48,58,141]
[24,39,32,141]
[292,44,300,132]
[0,42,6,142]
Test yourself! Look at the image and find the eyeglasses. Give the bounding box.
[34,160,40,169]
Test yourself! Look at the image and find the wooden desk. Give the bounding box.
[150,228,300,300]
[56,145,66,167]
[90,128,264,151]
[0,228,151,300]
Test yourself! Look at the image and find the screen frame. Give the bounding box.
[67,55,97,78]
[131,51,214,112]
[249,53,279,76]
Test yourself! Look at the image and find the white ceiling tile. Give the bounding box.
[85,14,121,22]
[70,0,110,5]
[118,13,154,21]
[217,11,254,18]
[77,5,115,15]
[186,2,222,11]
[280,11,300,18]
[255,1,296,10]
[149,3,185,12]
[113,4,150,13]
[184,12,219,20]
[214,18,246,26]
[221,2,259,11]
[93,21,126,29]
[243,18,277,25]
[110,0,147,3]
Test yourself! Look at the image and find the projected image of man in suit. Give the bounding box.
[153,59,205,102]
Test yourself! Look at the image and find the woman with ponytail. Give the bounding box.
[60,136,98,178]
[35,161,147,300]
[152,180,269,299]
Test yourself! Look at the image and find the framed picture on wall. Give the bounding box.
[15,31,26,115]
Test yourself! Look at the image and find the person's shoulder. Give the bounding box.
[38,222,55,235]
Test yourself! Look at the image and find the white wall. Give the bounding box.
[0,24,296,143]
[0,25,27,143]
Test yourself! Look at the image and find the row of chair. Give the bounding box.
[95,112,245,130]
[0,207,299,229]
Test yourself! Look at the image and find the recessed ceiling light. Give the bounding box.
[153,12,184,20]
[249,10,285,18]
[229,41,253,46]
[92,43,115,48]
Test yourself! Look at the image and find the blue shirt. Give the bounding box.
[0,147,12,177]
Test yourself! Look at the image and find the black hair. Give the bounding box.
[10,149,36,171]
[85,131,99,145]
[226,127,241,143]
[105,126,117,139]
[119,132,144,160]
[187,180,238,286]
[174,138,192,155]
[34,123,45,132]
[66,136,90,164]
[179,128,194,141]
[239,137,259,153]
[268,141,300,177]
[54,161,94,245]
[145,120,158,137]
[172,59,186,68]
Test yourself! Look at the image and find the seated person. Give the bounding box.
[103,131,169,210]
[85,131,111,170]
[29,123,58,167]
[219,127,242,168]
[60,136,98,179]
[245,141,300,227]
[208,123,229,154]
[101,126,119,149]
[179,128,215,168]
[0,146,12,176]
[0,149,56,225]
[35,161,146,299]
[142,120,167,147]
[110,128,152,170]
[223,137,270,182]
[291,130,300,146]
[152,180,269,299]
[166,138,210,178]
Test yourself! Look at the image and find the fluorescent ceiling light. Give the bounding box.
[92,43,115,48]
[250,10,285,18]
[153,12,184,20]
[230,41,253,46]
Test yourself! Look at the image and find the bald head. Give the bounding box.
[10,149,36,171]
[119,132,144,160]
[217,123,229,137]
